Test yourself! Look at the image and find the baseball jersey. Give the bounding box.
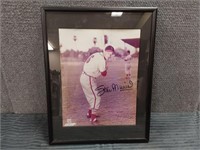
[124,54,132,64]
[83,52,106,78]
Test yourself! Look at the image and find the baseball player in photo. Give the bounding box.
[124,50,132,79]
[80,45,115,123]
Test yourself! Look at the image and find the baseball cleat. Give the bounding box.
[96,114,100,117]
[90,114,97,123]
[86,109,92,118]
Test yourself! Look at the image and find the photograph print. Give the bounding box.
[59,29,141,127]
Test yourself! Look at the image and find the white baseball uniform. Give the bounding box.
[124,54,132,76]
[80,52,106,114]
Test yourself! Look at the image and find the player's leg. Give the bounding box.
[89,78,101,123]
[80,74,94,118]
[125,63,129,79]
[128,68,131,79]
[127,64,131,79]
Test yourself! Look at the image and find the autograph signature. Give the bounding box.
[95,80,133,96]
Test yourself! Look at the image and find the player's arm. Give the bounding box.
[99,58,107,77]
[124,55,128,61]
[124,55,131,61]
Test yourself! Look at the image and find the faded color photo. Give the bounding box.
[59,29,140,126]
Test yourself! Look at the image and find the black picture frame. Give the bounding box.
[42,7,157,144]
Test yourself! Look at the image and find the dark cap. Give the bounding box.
[105,45,115,53]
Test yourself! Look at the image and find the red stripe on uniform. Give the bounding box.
[89,77,96,109]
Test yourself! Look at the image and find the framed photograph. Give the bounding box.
[42,7,157,144]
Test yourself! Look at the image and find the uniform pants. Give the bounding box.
[80,73,101,114]
[125,63,131,75]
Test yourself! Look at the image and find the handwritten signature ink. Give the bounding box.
[95,80,133,96]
